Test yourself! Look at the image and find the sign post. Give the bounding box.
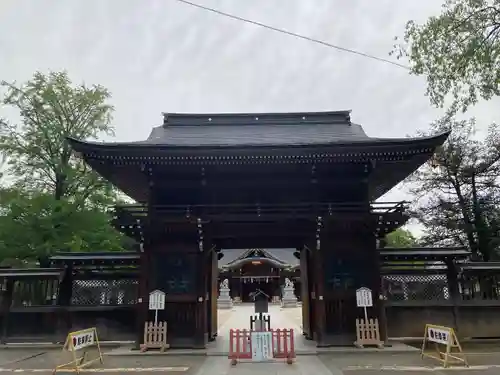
[141,289,169,352]
[421,324,468,368]
[250,289,270,331]
[149,289,166,325]
[53,327,103,374]
[354,287,383,348]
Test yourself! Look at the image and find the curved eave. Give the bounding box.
[224,257,288,269]
[67,132,449,201]
[67,132,449,153]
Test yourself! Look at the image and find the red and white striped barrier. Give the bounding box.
[228,328,296,365]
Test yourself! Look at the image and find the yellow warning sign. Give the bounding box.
[53,327,103,374]
[421,324,468,368]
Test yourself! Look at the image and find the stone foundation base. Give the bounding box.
[217,299,233,309]
[281,299,298,308]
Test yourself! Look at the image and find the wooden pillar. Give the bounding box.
[196,241,209,347]
[311,217,327,345]
[56,265,73,341]
[136,248,150,349]
[300,247,312,340]
[368,228,383,340]
[147,243,207,349]
[136,167,155,349]
[209,250,218,340]
[1,278,13,343]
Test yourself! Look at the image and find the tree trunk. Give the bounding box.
[453,179,478,254]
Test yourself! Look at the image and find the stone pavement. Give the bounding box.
[207,304,415,355]
[0,348,205,373]
[207,304,313,354]
[1,346,500,374]
[3,305,500,373]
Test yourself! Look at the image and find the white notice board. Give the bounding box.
[356,287,373,308]
[149,290,166,311]
[251,331,273,362]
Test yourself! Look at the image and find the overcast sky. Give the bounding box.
[1,0,500,234]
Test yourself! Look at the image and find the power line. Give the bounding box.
[175,0,410,70]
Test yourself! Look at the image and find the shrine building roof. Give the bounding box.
[67,110,449,201]
[130,111,377,147]
[219,248,299,269]
[70,110,447,148]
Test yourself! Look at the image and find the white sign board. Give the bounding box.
[149,290,166,311]
[71,329,95,351]
[251,331,273,362]
[356,287,373,307]
[427,325,451,345]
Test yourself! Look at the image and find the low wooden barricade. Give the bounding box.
[229,328,295,365]
[421,324,468,368]
[355,318,384,348]
[53,327,103,374]
[141,321,170,352]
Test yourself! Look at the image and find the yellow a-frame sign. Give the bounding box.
[53,327,103,374]
[421,324,468,368]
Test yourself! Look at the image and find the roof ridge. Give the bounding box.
[162,111,351,127]
[260,249,287,264]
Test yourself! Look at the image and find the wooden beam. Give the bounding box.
[153,177,368,190]
[214,237,306,249]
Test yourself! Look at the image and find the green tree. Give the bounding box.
[0,71,115,206]
[0,71,126,260]
[393,0,500,112]
[409,117,500,260]
[385,228,418,248]
[0,192,126,262]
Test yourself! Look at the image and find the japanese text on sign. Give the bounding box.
[54,327,103,374]
[149,289,166,310]
[356,287,373,307]
[427,325,450,345]
[71,329,95,351]
[251,331,273,362]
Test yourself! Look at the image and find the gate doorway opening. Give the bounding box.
[218,248,300,303]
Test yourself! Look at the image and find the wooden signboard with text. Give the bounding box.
[421,324,468,368]
[53,327,103,374]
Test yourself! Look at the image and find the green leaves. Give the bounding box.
[409,116,500,259]
[0,71,128,262]
[0,71,115,204]
[0,192,126,261]
[393,0,500,112]
[385,228,418,248]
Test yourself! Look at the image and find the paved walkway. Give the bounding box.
[208,304,314,354]
[204,306,337,375]
[194,356,340,375]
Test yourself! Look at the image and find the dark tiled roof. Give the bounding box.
[67,110,449,202]
[141,111,370,147]
[218,249,247,267]
[69,111,448,150]
[266,249,299,267]
[218,248,299,268]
